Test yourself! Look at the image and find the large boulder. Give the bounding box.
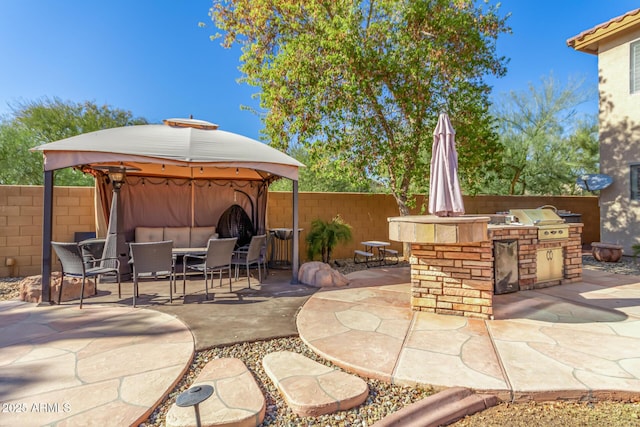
[298,262,349,288]
[20,272,96,304]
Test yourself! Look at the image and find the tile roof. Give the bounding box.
[567,8,640,54]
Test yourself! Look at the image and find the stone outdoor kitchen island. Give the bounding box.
[388,215,583,319]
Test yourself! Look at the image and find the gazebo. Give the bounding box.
[32,118,304,304]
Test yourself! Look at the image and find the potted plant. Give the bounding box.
[306,215,352,263]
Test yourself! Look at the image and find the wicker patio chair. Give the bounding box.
[51,241,121,309]
[232,234,267,288]
[78,238,106,274]
[184,237,237,298]
[129,240,175,307]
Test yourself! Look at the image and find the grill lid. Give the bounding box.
[509,208,565,226]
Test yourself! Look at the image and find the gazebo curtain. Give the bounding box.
[96,175,268,242]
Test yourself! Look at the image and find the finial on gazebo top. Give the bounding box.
[163,117,219,130]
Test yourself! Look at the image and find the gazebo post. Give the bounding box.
[39,170,54,306]
[291,179,299,284]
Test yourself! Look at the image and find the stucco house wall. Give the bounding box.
[599,27,640,255]
[568,9,640,255]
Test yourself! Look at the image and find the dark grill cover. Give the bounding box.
[217,204,254,247]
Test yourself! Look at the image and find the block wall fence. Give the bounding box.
[0,185,600,278]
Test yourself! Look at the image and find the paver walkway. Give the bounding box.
[298,267,640,402]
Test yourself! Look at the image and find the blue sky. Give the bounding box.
[0,1,638,141]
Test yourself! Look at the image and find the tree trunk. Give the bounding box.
[509,168,522,195]
[394,194,412,260]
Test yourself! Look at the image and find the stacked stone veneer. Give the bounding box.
[410,241,494,319]
[562,223,584,283]
[409,223,584,320]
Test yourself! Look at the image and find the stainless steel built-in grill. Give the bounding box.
[509,207,570,241]
[510,206,570,283]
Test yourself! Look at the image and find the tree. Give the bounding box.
[210,0,509,214]
[485,75,598,195]
[0,98,148,185]
[0,123,44,185]
[567,118,599,189]
[269,144,381,192]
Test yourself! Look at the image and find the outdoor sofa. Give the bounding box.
[134,226,218,248]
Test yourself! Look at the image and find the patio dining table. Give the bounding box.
[172,247,207,290]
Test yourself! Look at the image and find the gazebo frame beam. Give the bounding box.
[39,170,54,306]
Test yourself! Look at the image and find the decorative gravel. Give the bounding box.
[0,276,22,300]
[141,337,434,427]
[581,254,640,275]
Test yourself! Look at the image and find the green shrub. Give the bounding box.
[306,215,352,263]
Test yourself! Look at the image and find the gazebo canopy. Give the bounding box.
[32,118,303,181]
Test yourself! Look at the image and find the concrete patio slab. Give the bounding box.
[0,270,314,426]
[87,271,318,351]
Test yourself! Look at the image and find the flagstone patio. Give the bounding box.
[2,266,640,425]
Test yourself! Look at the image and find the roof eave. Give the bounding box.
[567,8,640,55]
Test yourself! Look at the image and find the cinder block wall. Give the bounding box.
[0,185,600,277]
[267,192,600,262]
[267,192,407,262]
[0,185,95,277]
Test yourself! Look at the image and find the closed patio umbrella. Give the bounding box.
[428,112,465,217]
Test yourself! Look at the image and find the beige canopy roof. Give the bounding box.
[32,119,303,181]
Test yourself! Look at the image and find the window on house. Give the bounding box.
[632,164,640,200]
[632,41,640,94]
